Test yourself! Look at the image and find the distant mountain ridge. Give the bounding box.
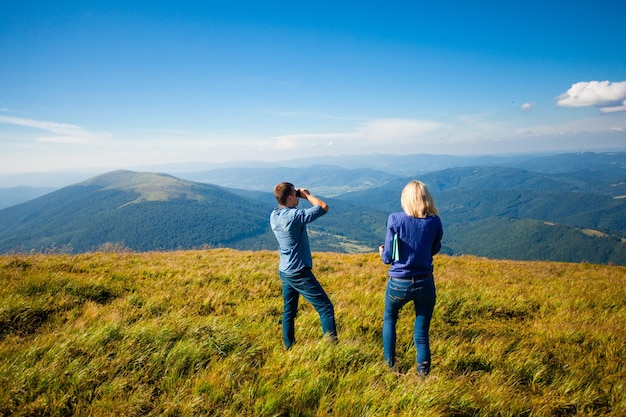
[0,151,625,265]
[0,171,277,253]
[3,150,625,206]
[0,186,56,210]
[331,162,626,264]
[0,170,387,255]
[178,165,397,197]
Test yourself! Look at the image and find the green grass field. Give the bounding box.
[1,249,625,416]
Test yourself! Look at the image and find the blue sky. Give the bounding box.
[1,0,625,174]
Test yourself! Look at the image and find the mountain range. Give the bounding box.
[0,151,625,265]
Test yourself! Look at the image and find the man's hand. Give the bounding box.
[298,188,329,212]
[297,188,310,200]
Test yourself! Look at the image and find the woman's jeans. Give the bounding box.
[383,275,436,374]
[279,268,337,349]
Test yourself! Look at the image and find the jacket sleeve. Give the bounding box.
[431,216,443,255]
[381,215,395,264]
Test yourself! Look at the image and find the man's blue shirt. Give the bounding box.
[270,205,327,274]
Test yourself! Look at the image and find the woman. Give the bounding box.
[379,180,443,375]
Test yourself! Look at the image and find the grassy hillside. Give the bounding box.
[0,171,278,253]
[1,250,624,416]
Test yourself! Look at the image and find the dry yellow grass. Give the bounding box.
[1,249,625,416]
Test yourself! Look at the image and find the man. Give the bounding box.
[270,182,337,349]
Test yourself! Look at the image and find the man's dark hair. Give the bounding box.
[274,182,295,206]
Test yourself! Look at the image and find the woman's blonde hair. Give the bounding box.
[401,180,438,218]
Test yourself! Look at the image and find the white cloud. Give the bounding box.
[0,115,80,133]
[557,81,626,112]
[0,115,111,144]
[270,118,444,152]
[521,102,535,110]
[600,100,626,113]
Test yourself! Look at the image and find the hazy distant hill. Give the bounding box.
[0,170,387,254]
[178,165,397,197]
[0,171,277,253]
[0,186,56,209]
[3,150,625,195]
[335,164,626,264]
[175,150,626,188]
[1,151,625,264]
[502,151,626,175]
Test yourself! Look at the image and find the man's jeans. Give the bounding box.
[383,275,436,374]
[279,268,337,349]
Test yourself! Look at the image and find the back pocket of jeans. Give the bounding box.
[387,281,408,301]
